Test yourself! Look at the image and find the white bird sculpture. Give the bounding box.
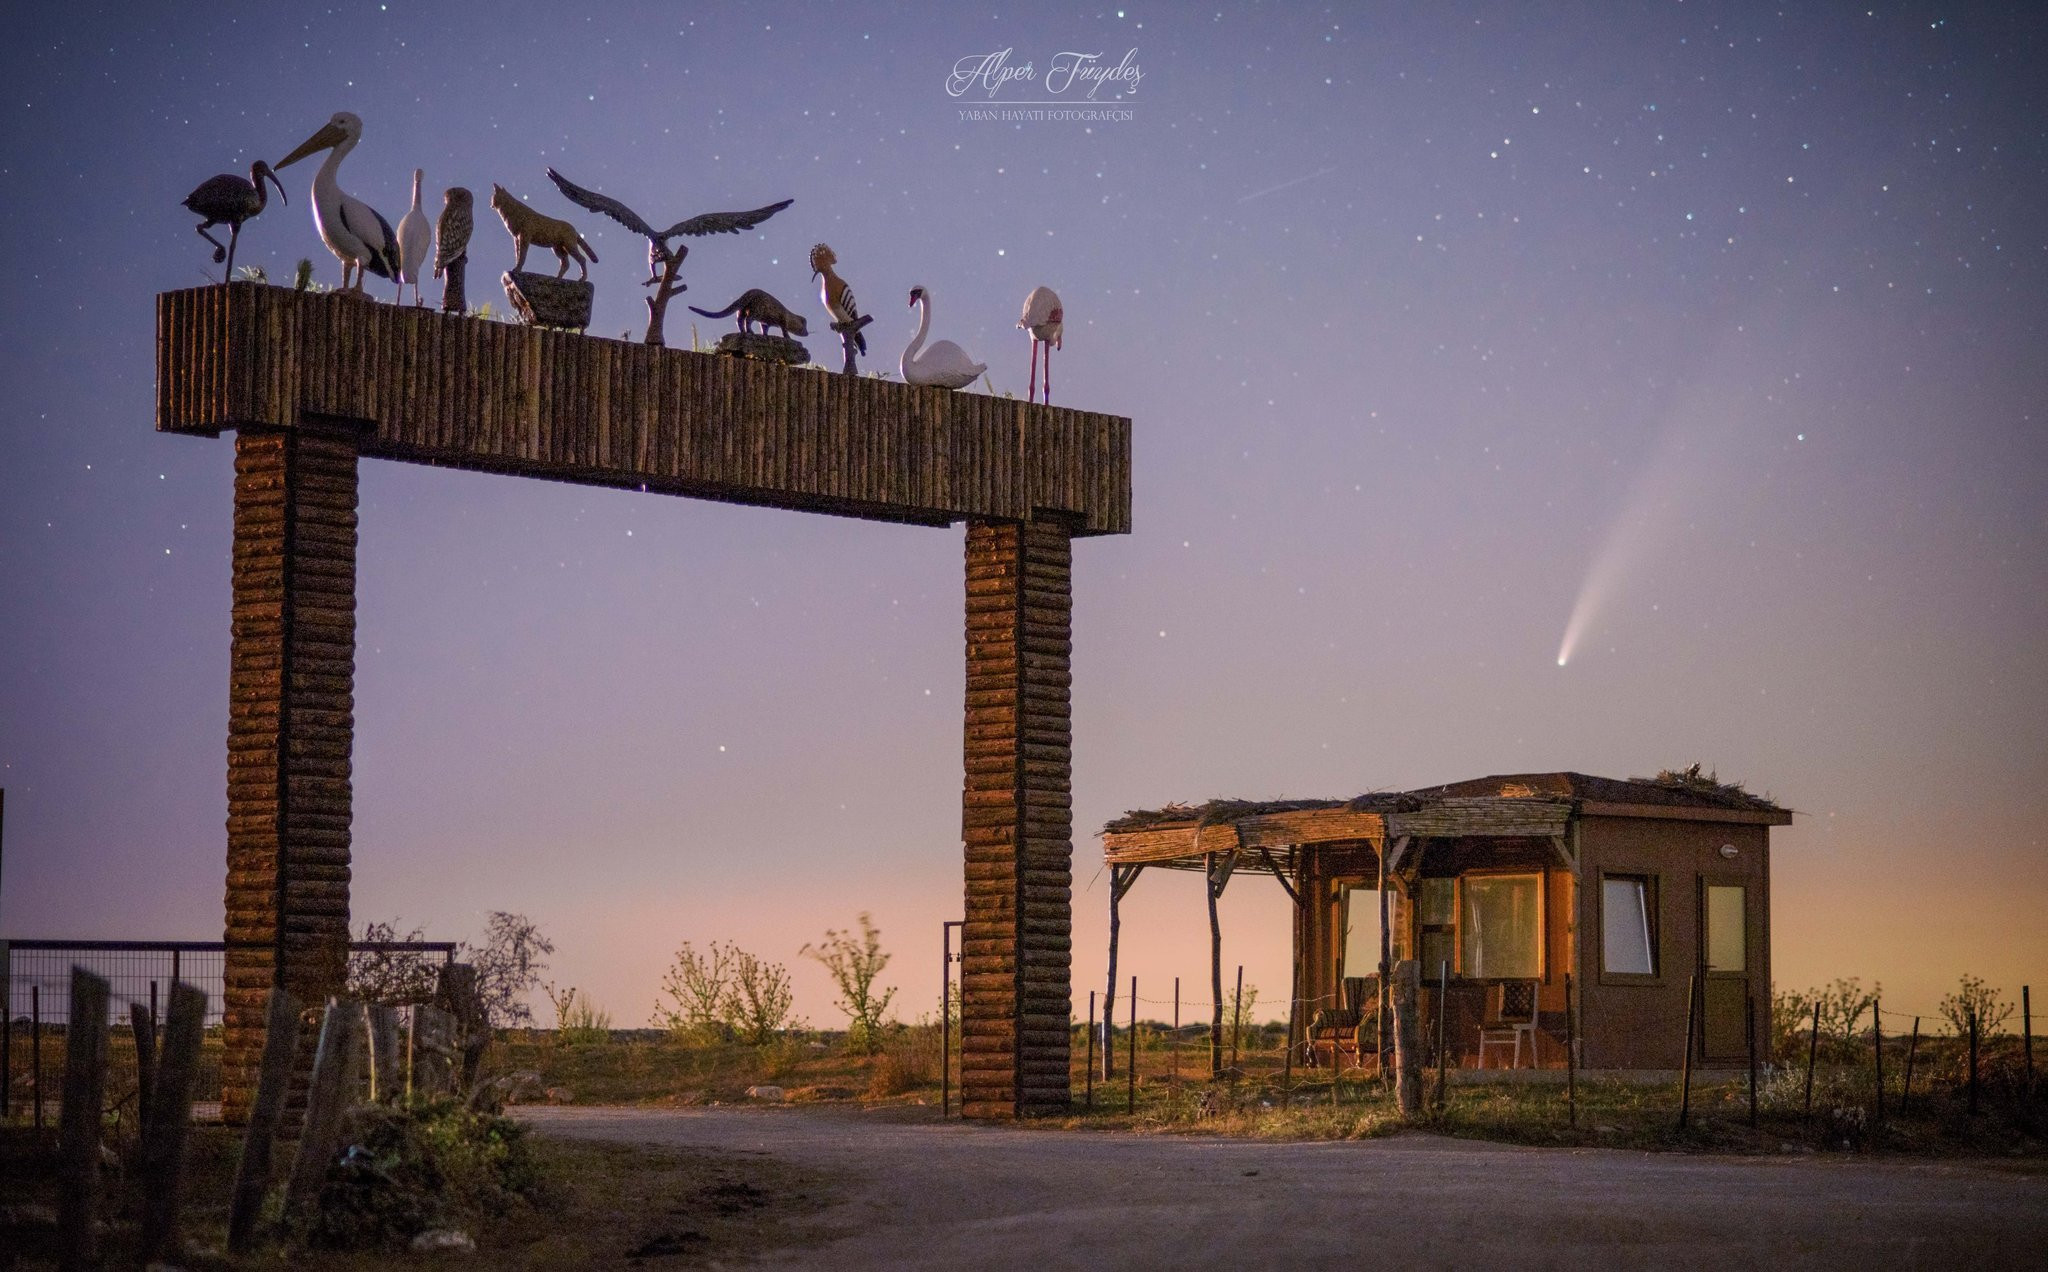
[396,168,432,306]
[275,111,401,295]
[1018,285,1063,404]
[901,285,986,390]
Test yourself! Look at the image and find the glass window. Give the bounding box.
[1706,884,1746,973]
[1601,876,1656,975]
[1342,887,1385,978]
[1418,877,1454,925]
[1459,873,1543,979]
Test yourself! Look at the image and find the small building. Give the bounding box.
[1098,770,1790,1072]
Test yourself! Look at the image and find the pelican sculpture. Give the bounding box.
[275,111,401,294]
[543,168,792,346]
[396,169,432,306]
[182,160,285,280]
[1018,285,1063,404]
[901,285,986,390]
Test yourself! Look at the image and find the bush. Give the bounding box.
[349,919,442,1006]
[652,940,797,1045]
[1774,978,1880,1065]
[300,1099,542,1250]
[544,984,612,1046]
[803,913,897,1055]
[1938,974,2015,1038]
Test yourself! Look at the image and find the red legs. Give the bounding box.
[1029,341,1040,403]
[1044,341,1052,405]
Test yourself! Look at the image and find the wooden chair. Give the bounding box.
[1304,975,1379,1070]
[1477,979,1540,1069]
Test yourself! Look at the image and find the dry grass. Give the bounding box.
[0,1118,835,1268]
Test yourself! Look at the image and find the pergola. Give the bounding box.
[1097,789,1583,1076]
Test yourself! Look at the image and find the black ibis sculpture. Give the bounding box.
[183,160,286,280]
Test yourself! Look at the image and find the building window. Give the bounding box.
[1417,877,1455,982]
[1459,873,1543,980]
[1601,875,1658,977]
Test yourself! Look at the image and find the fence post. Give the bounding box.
[1872,998,1884,1125]
[1127,975,1137,1112]
[229,987,303,1254]
[57,968,111,1272]
[1174,977,1182,1093]
[1745,993,1758,1129]
[30,983,41,1131]
[1392,960,1422,1117]
[139,982,207,1265]
[2025,986,2034,1092]
[939,922,951,1118]
[1901,1017,1920,1113]
[1564,979,1581,1122]
[1803,1001,1820,1121]
[1084,991,1094,1110]
[1435,960,1449,1111]
[131,1001,158,1136]
[287,999,366,1218]
[1968,1008,1980,1116]
[1230,964,1245,1072]
[1677,972,1698,1131]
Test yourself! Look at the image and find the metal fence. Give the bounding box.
[1,938,456,1125]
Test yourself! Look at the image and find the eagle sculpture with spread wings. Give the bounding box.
[545,168,792,347]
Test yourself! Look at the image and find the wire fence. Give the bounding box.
[1,938,457,1126]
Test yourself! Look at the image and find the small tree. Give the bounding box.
[1939,973,2014,1037]
[803,913,897,1054]
[463,911,554,1028]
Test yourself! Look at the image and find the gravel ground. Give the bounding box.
[519,1105,2047,1270]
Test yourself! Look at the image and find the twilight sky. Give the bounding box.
[2,2,2043,1032]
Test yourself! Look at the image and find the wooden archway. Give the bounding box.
[156,283,1131,1120]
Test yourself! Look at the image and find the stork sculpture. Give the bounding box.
[544,168,792,347]
[1019,285,1063,404]
[275,111,401,295]
[182,160,286,280]
[396,169,433,306]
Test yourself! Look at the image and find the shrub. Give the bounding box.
[544,984,612,1046]
[728,947,797,1045]
[1776,978,1880,1064]
[349,919,442,1006]
[803,913,898,1055]
[1938,974,2015,1038]
[651,940,796,1044]
[653,941,736,1041]
[300,1099,541,1250]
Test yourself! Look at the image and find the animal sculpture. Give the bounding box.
[182,160,286,278]
[275,111,401,294]
[689,289,809,339]
[810,243,867,355]
[396,169,432,305]
[901,285,986,390]
[490,184,597,280]
[434,187,473,279]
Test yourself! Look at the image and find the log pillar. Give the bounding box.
[960,519,1073,1118]
[221,425,359,1124]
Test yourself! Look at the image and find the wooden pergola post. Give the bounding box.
[960,519,1074,1117]
[221,424,359,1125]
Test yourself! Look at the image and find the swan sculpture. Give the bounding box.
[1018,285,1063,404]
[182,160,285,279]
[275,111,401,294]
[901,285,986,390]
[396,168,433,305]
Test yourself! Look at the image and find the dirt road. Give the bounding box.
[520,1105,2045,1269]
